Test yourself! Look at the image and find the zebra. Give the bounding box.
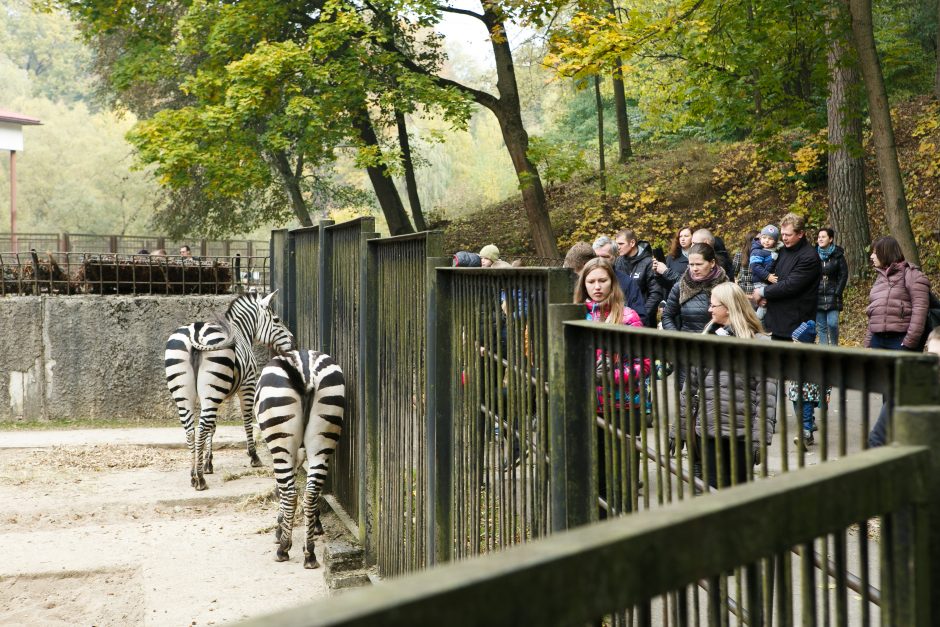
[254,349,345,569]
[165,291,294,491]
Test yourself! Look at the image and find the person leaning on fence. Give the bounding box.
[864,235,930,351]
[576,257,650,512]
[868,327,940,448]
[566,241,648,326]
[479,244,512,268]
[671,282,777,489]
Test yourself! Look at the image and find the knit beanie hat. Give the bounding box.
[760,225,780,242]
[792,320,817,344]
[479,244,500,262]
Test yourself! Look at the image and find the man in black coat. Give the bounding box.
[614,229,664,328]
[751,213,822,341]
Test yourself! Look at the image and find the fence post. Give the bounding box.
[892,405,940,626]
[895,356,940,406]
[548,304,595,532]
[359,231,380,562]
[426,263,453,565]
[109,235,118,253]
[317,220,335,355]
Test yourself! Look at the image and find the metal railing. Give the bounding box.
[238,438,935,626]
[0,232,267,258]
[0,251,270,295]
[428,267,574,563]
[551,321,940,624]
[270,221,940,620]
[323,218,377,530]
[292,224,327,351]
[361,232,444,576]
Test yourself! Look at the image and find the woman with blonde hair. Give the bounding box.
[673,281,777,488]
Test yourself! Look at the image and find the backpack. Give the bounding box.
[903,265,940,350]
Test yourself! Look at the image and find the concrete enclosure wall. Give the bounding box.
[0,295,258,423]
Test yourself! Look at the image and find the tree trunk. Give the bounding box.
[827,1,869,279]
[395,110,427,231]
[611,66,633,162]
[356,113,415,236]
[271,150,313,227]
[747,1,764,118]
[594,75,607,197]
[481,7,559,258]
[849,0,920,265]
[935,0,940,101]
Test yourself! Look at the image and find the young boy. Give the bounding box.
[789,320,824,448]
[868,327,940,447]
[749,224,780,320]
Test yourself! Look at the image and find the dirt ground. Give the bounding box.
[0,439,341,626]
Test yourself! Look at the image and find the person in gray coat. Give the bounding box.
[672,282,778,489]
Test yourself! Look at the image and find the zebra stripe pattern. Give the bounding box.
[165,291,294,491]
[255,349,345,569]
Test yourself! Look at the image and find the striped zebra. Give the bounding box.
[254,349,345,569]
[165,291,294,491]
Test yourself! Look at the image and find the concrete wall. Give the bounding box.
[0,295,259,423]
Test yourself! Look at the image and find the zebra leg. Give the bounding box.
[275,480,297,562]
[238,384,263,467]
[166,351,198,488]
[193,405,220,491]
[302,473,323,569]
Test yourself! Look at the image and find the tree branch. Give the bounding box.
[435,4,485,21]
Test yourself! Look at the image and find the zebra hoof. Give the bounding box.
[249,453,263,468]
[312,520,324,536]
[304,555,320,569]
[193,476,208,491]
[205,462,214,474]
[275,550,290,562]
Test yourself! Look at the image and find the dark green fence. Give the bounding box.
[427,268,573,564]
[362,232,445,576]
[240,431,937,627]
[269,221,940,622]
[292,223,329,352]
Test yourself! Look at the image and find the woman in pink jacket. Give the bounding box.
[865,235,930,350]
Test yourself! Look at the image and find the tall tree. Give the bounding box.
[936,0,940,100]
[849,0,920,264]
[593,75,607,197]
[378,0,560,257]
[610,65,633,162]
[827,0,869,278]
[396,110,427,231]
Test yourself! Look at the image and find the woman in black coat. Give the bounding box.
[661,242,729,335]
[815,228,849,345]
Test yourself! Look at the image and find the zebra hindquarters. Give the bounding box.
[301,361,346,570]
[255,364,305,563]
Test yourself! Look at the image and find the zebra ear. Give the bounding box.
[259,290,277,308]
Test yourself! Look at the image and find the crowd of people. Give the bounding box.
[457,214,935,487]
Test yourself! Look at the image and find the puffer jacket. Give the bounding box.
[656,251,689,290]
[674,323,778,444]
[661,268,729,333]
[865,262,931,349]
[817,245,849,311]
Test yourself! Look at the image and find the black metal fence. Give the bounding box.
[271,220,940,620]
[361,232,445,576]
[0,251,270,295]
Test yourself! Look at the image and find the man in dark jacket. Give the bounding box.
[691,229,734,279]
[614,229,663,327]
[752,213,822,341]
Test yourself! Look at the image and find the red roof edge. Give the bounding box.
[0,109,42,125]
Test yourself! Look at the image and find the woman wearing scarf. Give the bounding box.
[661,242,729,335]
[815,228,849,345]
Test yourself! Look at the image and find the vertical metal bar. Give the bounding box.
[360,233,379,562]
[317,220,335,353]
[426,265,453,565]
[893,405,940,626]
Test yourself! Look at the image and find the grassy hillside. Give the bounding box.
[431,96,940,347]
